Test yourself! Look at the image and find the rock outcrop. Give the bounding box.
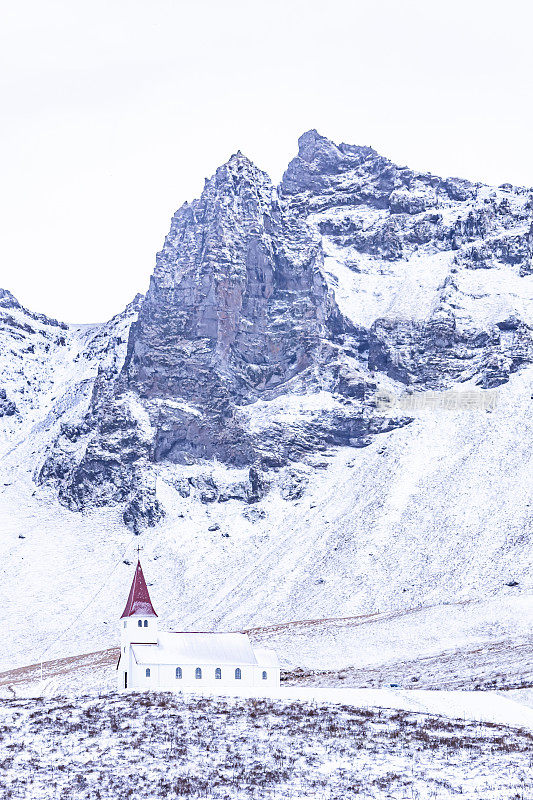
[0,288,22,309]
[282,130,533,389]
[117,151,354,466]
[0,388,16,417]
[33,131,533,530]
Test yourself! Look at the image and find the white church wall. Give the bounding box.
[134,662,255,690]
[253,666,280,687]
[159,663,253,688]
[129,659,160,690]
[121,616,158,647]
[121,658,280,692]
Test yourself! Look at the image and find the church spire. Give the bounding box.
[121,559,158,618]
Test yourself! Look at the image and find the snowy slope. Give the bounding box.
[0,294,141,474]
[1,132,532,679]
[1,691,532,800]
[1,368,532,672]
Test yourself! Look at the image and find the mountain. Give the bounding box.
[1,131,532,675]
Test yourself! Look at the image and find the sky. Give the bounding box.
[1,0,532,323]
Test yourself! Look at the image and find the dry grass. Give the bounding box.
[0,691,532,799]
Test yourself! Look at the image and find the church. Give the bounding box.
[117,559,280,692]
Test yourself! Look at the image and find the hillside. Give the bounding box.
[0,131,532,674]
[1,691,532,800]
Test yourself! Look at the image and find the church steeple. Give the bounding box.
[121,559,158,619]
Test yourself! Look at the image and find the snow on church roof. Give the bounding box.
[250,647,279,669]
[121,560,158,618]
[131,632,262,666]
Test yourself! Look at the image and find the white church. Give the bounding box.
[117,559,280,692]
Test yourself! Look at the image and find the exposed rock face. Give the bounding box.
[282,129,533,389]
[0,287,68,331]
[117,152,364,466]
[0,288,22,309]
[0,288,74,428]
[0,387,16,417]
[38,147,409,529]
[125,153,338,403]
[367,314,533,389]
[32,130,533,530]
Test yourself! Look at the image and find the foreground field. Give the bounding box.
[0,692,532,800]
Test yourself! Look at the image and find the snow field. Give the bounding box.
[0,691,532,800]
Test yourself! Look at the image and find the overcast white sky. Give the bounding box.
[1,1,532,322]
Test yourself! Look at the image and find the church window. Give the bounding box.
[262,671,267,680]
[195,667,202,679]
[146,668,150,678]
[123,621,127,629]
[138,619,142,627]
[215,668,221,679]
[144,620,148,627]
[176,667,182,679]
[235,668,241,680]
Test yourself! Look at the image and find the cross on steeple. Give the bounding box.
[136,544,143,558]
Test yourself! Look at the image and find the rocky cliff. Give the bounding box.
[283,130,533,389]
[28,131,533,531]
[1,131,533,669]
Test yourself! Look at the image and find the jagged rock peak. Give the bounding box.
[124,140,336,412]
[282,129,380,194]
[211,151,273,203]
[168,150,275,251]
[226,149,257,167]
[297,129,377,165]
[0,288,21,309]
[279,129,497,217]
[202,149,272,193]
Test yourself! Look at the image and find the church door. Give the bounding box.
[124,672,128,689]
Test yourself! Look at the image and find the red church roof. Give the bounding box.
[121,560,158,618]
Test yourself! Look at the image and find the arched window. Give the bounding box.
[215,668,221,680]
[262,671,267,680]
[195,667,202,679]
[138,619,142,628]
[145,668,150,678]
[235,667,241,680]
[144,620,148,627]
[123,620,127,629]
[176,667,182,679]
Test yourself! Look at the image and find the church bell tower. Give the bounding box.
[120,558,159,649]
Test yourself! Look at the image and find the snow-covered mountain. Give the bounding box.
[1,131,532,673]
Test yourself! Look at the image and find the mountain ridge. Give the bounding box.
[0,130,532,671]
